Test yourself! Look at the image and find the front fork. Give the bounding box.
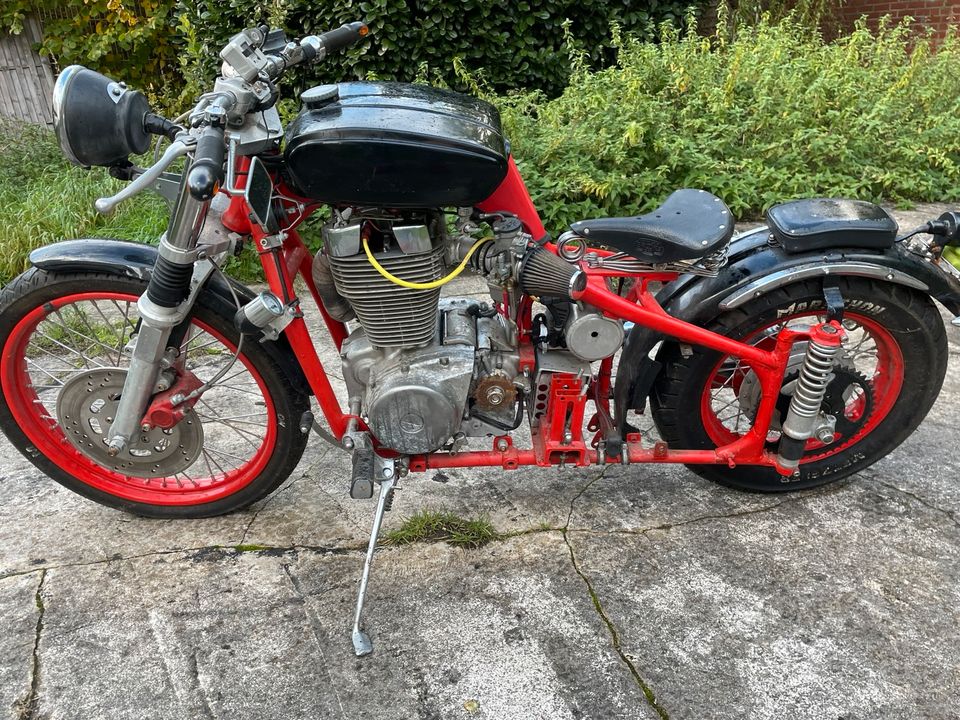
[106,167,211,455]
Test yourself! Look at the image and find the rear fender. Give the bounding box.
[613,226,960,433]
[28,239,312,396]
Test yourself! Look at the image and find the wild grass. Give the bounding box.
[382,509,500,549]
[0,121,168,285]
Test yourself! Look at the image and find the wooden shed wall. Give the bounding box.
[0,16,55,126]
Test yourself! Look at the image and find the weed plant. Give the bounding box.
[0,121,168,284]
[499,15,960,230]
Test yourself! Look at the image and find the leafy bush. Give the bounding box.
[1,0,182,108]
[2,0,699,111]
[180,0,696,98]
[499,16,960,229]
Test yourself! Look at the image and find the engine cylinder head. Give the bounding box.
[328,244,444,348]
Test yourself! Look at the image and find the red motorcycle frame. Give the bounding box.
[221,155,825,477]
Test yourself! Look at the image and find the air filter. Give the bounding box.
[518,245,586,299]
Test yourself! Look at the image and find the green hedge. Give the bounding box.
[181,0,694,97]
[499,17,960,229]
[2,1,698,110]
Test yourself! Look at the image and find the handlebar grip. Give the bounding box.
[317,21,368,55]
[187,125,226,201]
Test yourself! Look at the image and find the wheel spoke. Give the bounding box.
[5,290,279,504]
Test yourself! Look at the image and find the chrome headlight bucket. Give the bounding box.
[52,65,152,167]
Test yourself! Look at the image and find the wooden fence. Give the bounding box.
[0,16,55,126]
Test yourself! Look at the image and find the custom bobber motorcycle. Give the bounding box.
[2,21,960,654]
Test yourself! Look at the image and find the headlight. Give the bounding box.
[52,65,152,168]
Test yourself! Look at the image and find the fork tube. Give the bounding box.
[106,167,208,455]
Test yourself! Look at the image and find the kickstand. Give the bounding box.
[351,472,396,656]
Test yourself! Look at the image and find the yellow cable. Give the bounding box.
[362,236,493,290]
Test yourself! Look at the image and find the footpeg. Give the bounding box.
[350,433,375,499]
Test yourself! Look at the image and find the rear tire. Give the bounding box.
[651,278,947,492]
[0,268,311,517]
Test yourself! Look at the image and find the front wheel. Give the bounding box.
[651,277,947,492]
[0,268,310,517]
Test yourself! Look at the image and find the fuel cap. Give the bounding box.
[301,84,339,109]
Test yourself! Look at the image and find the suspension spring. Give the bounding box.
[787,337,840,419]
[775,322,844,474]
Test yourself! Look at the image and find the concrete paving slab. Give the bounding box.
[566,476,960,719]
[25,535,653,720]
[2,203,960,718]
[0,572,40,719]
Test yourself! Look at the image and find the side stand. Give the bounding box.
[351,474,395,656]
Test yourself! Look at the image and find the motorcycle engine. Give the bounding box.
[314,209,522,454]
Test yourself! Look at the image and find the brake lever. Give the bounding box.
[94,137,194,215]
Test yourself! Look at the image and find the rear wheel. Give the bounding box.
[0,268,310,517]
[651,278,947,491]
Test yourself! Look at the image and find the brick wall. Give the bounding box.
[837,0,960,38]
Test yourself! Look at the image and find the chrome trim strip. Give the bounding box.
[719,261,929,310]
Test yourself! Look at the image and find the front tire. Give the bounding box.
[0,268,310,517]
[651,278,947,492]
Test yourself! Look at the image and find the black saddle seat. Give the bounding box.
[570,189,735,263]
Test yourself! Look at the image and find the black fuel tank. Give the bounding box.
[283,82,509,207]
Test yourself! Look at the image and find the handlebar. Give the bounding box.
[187,124,226,200]
[95,21,369,215]
[266,21,369,79]
[313,21,369,56]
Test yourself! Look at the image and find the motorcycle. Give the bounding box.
[2,21,960,656]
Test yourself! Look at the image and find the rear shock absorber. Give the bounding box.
[775,322,844,475]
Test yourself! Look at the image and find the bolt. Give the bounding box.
[342,436,355,451]
[141,423,152,432]
[486,386,505,405]
[816,427,836,444]
[495,438,509,452]
[106,437,125,457]
[381,466,393,478]
[562,431,573,444]
[821,325,838,334]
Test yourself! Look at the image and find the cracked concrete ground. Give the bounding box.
[2,204,960,719]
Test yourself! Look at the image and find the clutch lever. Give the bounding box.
[94,136,194,215]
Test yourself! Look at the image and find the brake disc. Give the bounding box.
[56,368,203,478]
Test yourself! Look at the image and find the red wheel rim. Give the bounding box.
[1,292,278,506]
[699,312,904,463]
